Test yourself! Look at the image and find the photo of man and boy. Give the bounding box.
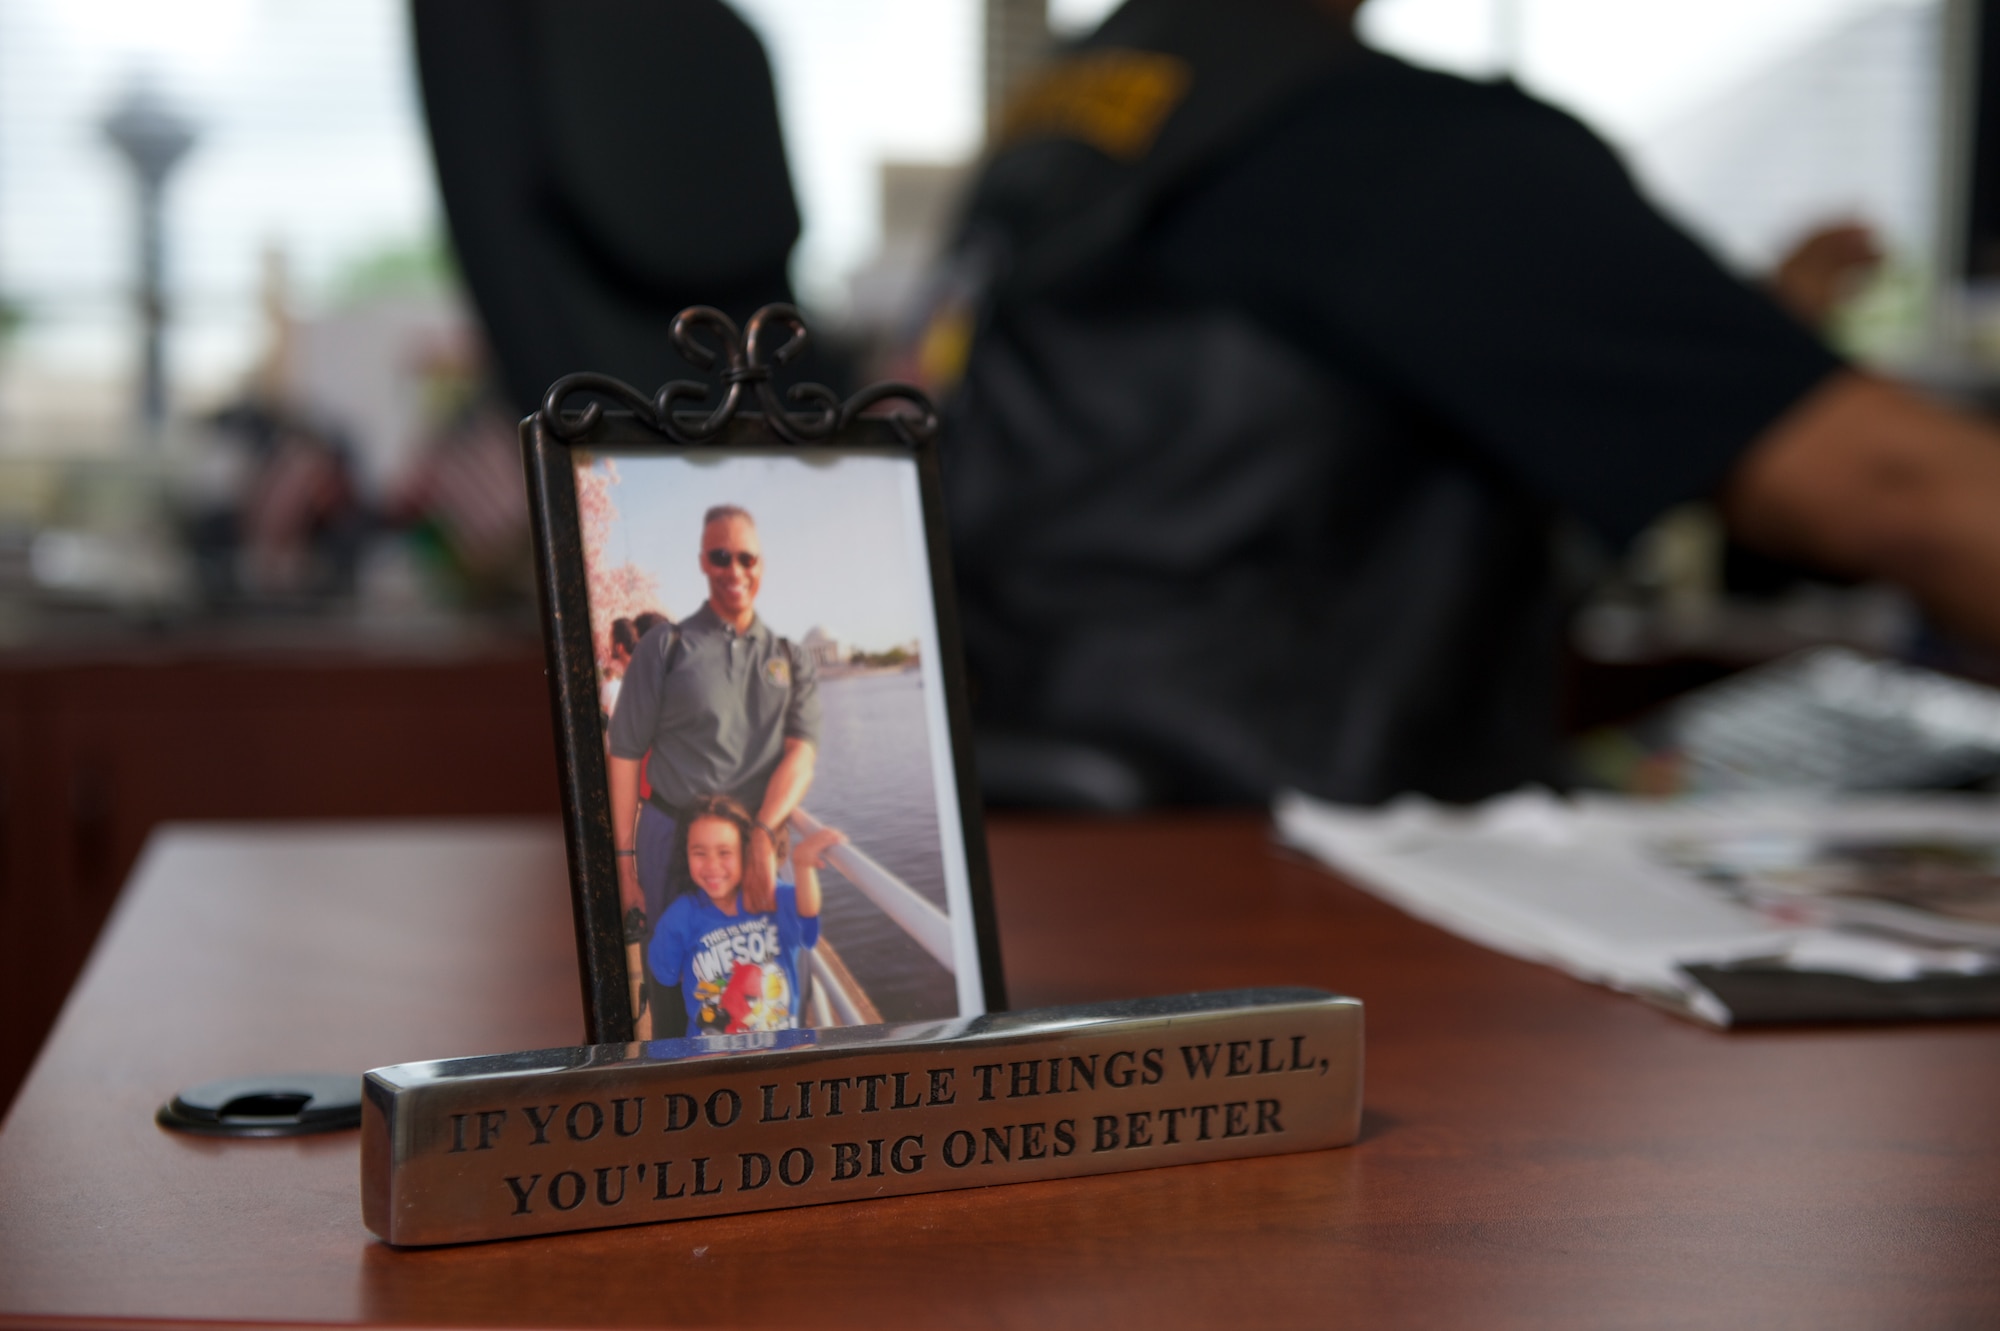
[576,448,984,1041]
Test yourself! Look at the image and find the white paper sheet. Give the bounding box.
[1274,789,2000,1026]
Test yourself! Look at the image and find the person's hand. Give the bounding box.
[792,825,848,873]
[1771,222,1883,330]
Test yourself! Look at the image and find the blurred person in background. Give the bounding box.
[183,401,366,609]
[603,616,639,726]
[412,0,845,415]
[600,610,674,728]
[924,0,1997,809]
[386,343,534,613]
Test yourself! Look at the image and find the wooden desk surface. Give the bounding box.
[2,815,1996,1328]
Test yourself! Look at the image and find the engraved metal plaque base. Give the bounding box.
[362,988,1363,1246]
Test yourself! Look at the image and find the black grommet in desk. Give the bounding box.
[156,1073,362,1138]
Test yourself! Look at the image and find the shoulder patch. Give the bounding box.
[762,656,791,689]
[995,49,1192,160]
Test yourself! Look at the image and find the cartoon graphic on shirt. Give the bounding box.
[719,960,793,1033]
[684,915,794,1034]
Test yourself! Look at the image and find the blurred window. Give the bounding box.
[0,0,440,451]
[0,0,1944,459]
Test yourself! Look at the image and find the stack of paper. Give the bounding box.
[1274,789,2000,1026]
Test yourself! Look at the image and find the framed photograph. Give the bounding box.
[523,305,1005,1044]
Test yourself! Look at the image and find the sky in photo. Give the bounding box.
[591,449,931,653]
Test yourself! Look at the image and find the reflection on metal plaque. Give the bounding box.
[362,989,1363,1246]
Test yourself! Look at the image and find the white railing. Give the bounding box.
[791,807,955,972]
[806,973,835,1027]
[805,948,870,1026]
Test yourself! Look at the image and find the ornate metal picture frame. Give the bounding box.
[522,304,1006,1045]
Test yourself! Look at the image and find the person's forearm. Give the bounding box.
[794,866,821,918]
[609,756,645,915]
[609,756,642,849]
[1724,370,2000,648]
[757,740,816,831]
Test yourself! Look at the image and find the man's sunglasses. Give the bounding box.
[705,549,761,570]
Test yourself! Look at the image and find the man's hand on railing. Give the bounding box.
[793,825,848,873]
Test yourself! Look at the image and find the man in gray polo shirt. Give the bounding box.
[608,504,820,1030]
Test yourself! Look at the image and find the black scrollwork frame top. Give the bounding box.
[534,303,937,447]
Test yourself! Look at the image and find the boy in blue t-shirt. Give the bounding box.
[647,794,844,1034]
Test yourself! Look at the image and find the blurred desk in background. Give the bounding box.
[2,816,1996,1328]
[0,627,557,1111]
